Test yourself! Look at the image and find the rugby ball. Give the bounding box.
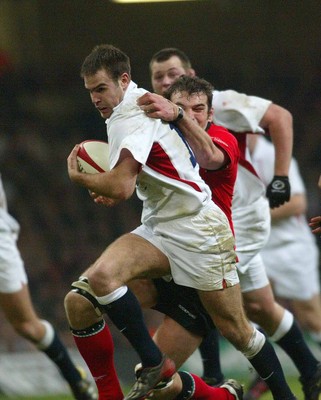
[77,140,110,174]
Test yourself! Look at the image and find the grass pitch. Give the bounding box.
[0,376,305,400]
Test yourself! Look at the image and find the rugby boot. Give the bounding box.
[300,362,321,400]
[124,355,175,400]
[221,379,244,400]
[70,367,98,400]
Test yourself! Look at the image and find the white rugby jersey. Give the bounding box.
[250,135,318,250]
[0,175,20,235]
[212,90,272,252]
[212,92,270,202]
[106,81,214,225]
[212,90,271,134]
[212,89,271,210]
[0,175,7,211]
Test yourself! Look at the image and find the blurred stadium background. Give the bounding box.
[0,0,320,397]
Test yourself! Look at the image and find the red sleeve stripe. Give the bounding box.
[146,143,202,192]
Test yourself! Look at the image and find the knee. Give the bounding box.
[244,299,273,322]
[64,290,95,329]
[87,262,120,295]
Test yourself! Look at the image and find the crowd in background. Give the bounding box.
[0,49,320,351]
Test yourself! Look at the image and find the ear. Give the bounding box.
[208,106,214,121]
[188,68,196,77]
[119,73,130,89]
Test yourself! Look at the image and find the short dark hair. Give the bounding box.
[164,75,214,110]
[149,48,192,71]
[80,44,131,81]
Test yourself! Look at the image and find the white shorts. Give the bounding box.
[261,242,320,300]
[132,203,239,291]
[233,197,271,269]
[237,253,270,293]
[0,210,28,293]
[232,196,271,292]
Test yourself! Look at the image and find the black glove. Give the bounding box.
[266,175,291,208]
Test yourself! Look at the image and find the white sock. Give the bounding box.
[37,320,55,350]
[270,309,294,342]
[96,285,128,305]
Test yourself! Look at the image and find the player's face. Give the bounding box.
[151,56,194,95]
[84,69,129,119]
[170,91,213,129]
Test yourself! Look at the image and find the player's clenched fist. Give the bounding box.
[309,216,321,235]
[266,175,291,208]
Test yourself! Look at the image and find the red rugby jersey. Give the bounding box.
[200,123,240,234]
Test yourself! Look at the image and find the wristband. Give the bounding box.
[172,106,184,123]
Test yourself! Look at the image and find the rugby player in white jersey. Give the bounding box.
[64,44,296,400]
[135,47,321,400]
[0,176,97,399]
[244,134,321,398]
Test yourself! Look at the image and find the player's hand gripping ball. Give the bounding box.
[266,175,291,208]
[77,140,110,173]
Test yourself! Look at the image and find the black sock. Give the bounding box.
[248,340,295,400]
[42,331,81,386]
[199,328,224,382]
[101,288,162,367]
[276,320,319,380]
